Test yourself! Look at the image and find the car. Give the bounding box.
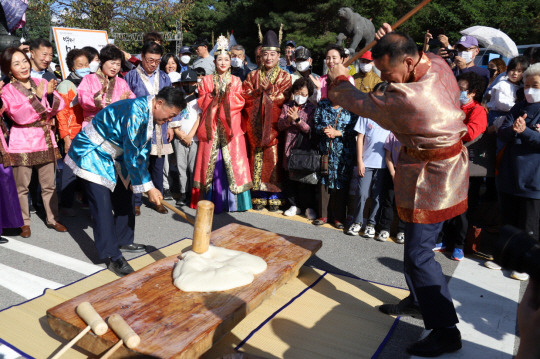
[475,44,540,67]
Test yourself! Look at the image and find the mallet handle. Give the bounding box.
[50,325,91,359]
[100,339,124,359]
[344,0,433,67]
[107,313,140,349]
[160,200,195,224]
[192,200,214,254]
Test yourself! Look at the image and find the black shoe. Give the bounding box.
[163,189,173,200]
[406,327,462,357]
[379,295,423,318]
[268,205,280,212]
[108,257,134,277]
[175,193,187,206]
[0,237,8,244]
[119,243,147,253]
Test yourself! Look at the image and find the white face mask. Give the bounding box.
[358,63,373,73]
[197,78,202,83]
[180,55,191,64]
[296,60,310,72]
[230,57,243,68]
[294,94,308,105]
[26,52,32,59]
[458,50,473,64]
[89,61,100,73]
[525,88,540,103]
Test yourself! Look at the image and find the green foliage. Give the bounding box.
[182,0,540,71]
[23,0,55,41]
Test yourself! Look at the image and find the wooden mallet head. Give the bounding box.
[192,200,215,254]
[76,302,107,335]
[108,314,140,349]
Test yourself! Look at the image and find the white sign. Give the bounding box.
[52,27,109,79]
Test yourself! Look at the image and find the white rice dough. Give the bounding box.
[172,245,267,292]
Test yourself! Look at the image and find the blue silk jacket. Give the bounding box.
[65,96,155,193]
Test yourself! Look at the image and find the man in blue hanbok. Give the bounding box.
[65,87,185,276]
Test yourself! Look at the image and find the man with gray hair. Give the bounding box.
[230,44,252,81]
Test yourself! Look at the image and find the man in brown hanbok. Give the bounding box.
[329,25,466,357]
[242,30,292,211]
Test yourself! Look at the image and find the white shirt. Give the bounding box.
[169,98,201,142]
[486,77,520,112]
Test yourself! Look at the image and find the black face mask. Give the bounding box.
[488,68,497,78]
[183,84,197,94]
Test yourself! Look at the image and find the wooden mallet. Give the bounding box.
[160,199,215,254]
[100,313,140,359]
[343,0,433,67]
[51,302,107,359]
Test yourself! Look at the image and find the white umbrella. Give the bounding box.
[460,26,519,58]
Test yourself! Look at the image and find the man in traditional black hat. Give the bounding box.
[242,29,292,212]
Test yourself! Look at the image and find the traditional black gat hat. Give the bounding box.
[258,24,283,52]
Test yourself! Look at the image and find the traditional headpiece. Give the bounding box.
[214,35,230,57]
[261,29,280,52]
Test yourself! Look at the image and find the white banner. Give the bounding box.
[52,27,109,79]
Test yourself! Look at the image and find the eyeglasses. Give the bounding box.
[144,57,161,65]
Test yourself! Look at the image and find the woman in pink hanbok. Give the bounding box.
[77,44,135,123]
[0,48,66,238]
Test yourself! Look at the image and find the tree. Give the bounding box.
[23,0,55,41]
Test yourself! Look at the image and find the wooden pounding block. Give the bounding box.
[46,223,322,358]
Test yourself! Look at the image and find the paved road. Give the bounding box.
[0,199,525,358]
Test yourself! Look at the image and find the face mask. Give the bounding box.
[525,88,540,103]
[74,67,91,78]
[359,63,373,73]
[488,68,497,78]
[458,50,473,64]
[230,57,243,68]
[183,84,197,94]
[180,55,191,64]
[197,78,202,83]
[294,94,308,106]
[26,52,32,59]
[459,90,470,105]
[296,61,310,72]
[89,61,100,73]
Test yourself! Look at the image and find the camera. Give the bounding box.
[492,225,540,281]
[445,49,459,61]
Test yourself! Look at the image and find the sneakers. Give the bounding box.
[451,248,464,261]
[379,295,423,318]
[406,327,462,357]
[375,230,390,242]
[305,208,317,220]
[313,217,327,226]
[433,243,446,252]
[363,224,376,238]
[333,221,344,230]
[396,231,405,244]
[108,256,134,277]
[163,189,173,200]
[283,206,301,216]
[511,271,530,281]
[175,193,187,206]
[346,223,362,236]
[484,260,502,270]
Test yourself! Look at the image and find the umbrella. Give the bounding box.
[0,0,28,32]
[460,26,518,58]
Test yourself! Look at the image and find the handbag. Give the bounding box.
[288,132,320,173]
[320,108,342,176]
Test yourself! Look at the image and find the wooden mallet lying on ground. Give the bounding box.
[51,302,107,359]
[100,313,141,358]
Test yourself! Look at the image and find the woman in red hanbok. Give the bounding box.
[191,36,252,213]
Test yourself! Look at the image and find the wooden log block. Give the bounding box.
[47,223,322,358]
